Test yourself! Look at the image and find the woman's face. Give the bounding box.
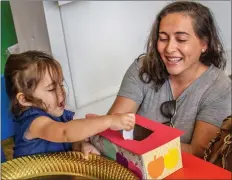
[157,13,207,76]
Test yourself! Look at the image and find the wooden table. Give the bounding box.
[165,152,231,179]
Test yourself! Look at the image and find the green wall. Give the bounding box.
[1,1,18,74]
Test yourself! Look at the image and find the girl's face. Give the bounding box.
[157,13,207,76]
[33,69,65,117]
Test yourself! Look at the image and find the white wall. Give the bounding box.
[200,1,231,75]
[59,1,172,117]
[10,1,51,53]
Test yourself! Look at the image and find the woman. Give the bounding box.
[107,1,231,158]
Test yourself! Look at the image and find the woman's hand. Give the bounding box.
[81,141,100,160]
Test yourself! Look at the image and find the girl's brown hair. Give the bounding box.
[139,1,226,91]
[4,50,64,116]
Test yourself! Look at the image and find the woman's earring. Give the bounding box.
[202,49,205,53]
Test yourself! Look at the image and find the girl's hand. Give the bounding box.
[85,113,136,131]
[81,141,100,160]
[110,113,135,131]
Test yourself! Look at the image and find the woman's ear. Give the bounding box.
[16,92,32,107]
[201,40,208,53]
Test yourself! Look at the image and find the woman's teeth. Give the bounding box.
[167,57,182,62]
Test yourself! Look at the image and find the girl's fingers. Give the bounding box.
[85,113,99,118]
[129,121,135,127]
[91,148,101,155]
[81,145,90,160]
[127,113,135,122]
[82,142,101,159]
[124,124,133,131]
[125,121,135,129]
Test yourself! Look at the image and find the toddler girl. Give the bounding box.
[4,50,135,158]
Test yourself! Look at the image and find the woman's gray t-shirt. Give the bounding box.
[118,59,231,143]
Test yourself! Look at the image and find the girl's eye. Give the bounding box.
[48,88,56,92]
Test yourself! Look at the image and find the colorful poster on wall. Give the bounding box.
[1,1,18,74]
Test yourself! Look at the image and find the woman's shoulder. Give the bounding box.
[201,65,231,100]
[127,53,146,70]
[209,65,231,89]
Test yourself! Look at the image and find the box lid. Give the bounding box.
[99,114,184,155]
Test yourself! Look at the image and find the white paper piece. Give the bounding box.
[122,129,134,140]
[7,43,20,54]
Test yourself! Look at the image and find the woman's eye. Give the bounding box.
[177,39,187,43]
[159,38,168,42]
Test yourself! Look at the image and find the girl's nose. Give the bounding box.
[57,85,65,96]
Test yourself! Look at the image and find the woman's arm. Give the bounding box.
[182,120,219,158]
[189,84,231,157]
[108,96,139,114]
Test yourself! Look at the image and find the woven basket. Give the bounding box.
[1,151,138,180]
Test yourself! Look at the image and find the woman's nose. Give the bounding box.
[165,40,177,53]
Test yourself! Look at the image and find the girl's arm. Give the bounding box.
[26,113,135,143]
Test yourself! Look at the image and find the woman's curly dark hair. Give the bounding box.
[139,1,226,91]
